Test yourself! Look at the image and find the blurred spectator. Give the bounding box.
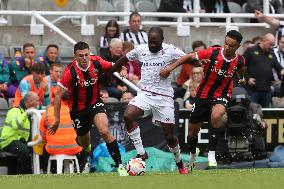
[9,43,39,98]
[99,20,120,56]
[100,89,109,103]
[244,33,284,107]
[0,92,39,174]
[184,81,198,110]
[101,38,128,99]
[246,0,284,14]
[183,0,206,13]
[230,0,247,6]
[39,44,61,75]
[252,36,263,44]
[13,63,50,108]
[202,0,230,22]
[122,41,141,87]
[39,94,87,173]
[255,10,284,45]
[44,63,63,105]
[175,40,206,98]
[241,40,255,55]
[120,12,148,46]
[183,66,204,99]
[0,53,11,99]
[272,35,284,96]
[157,0,186,21]
[121,91,134,103]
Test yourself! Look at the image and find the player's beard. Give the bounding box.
[149,45,162,53]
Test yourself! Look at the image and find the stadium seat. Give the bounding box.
[174,97,184,109]
[47,154,80,174]
[59,46,74,59]
[113,0,135,12]
[227,2,248,23]
[135,1,158,21]
[8,98,14,109]
[0,98,8,109]
[96,0,116,21]
[0,46,10,59]
[153,0,161,9]
[9,45,22,58]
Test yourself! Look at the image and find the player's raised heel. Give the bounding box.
[136,152,149,161]
[176,161,189,174]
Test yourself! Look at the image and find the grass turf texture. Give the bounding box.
[1,168,284,189]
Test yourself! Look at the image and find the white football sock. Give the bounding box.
[128,127,145,155]
[168,143,182,163]
[189,153,196,164]
[208,150,217,163]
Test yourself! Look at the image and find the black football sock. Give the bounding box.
[106,139,122,167]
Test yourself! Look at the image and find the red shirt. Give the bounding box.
[196,48,245,99]
[59,55,112,111]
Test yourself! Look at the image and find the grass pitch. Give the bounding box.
[1,169,284,189]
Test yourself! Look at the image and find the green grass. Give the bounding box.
[1,169,284,189]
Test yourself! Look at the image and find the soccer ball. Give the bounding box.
[126,158,146,176]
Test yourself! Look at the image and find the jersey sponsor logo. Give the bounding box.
[210,64,237,78]
[76,75,98,87]
[141,61,166,67]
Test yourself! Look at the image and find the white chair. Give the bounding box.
[227,2,248,23]
[47,154,80,174]
[135,1,158,21]
[0,98,8,109]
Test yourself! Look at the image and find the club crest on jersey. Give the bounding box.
[93,68,98,74]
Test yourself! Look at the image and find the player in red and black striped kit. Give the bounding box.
[49,41,128,176]
[160,30,246,169]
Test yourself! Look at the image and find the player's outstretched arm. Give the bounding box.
[255,10,280,29]
[237,67,247,86]
[111,55,129,73]
[48,87,64,135]
[160,52,196,78]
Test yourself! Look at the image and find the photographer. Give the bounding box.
[212,87,267,166]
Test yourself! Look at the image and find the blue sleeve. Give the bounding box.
[19,80,31,97]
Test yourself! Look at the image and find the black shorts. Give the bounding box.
[190,97,229,124]
[70,100,106,136]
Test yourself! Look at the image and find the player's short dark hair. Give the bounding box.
[74,41,89,54]
[31,63,46,74]
[226,30,243,44]
[192,40,207,51]
[23,42,35,51]
[129,11,141,21]
[148,27,164,39]
[46,44,58,52]
[50,63,62,70]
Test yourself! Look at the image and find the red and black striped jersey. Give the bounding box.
[58,55,112,111]
[195,47,245,99]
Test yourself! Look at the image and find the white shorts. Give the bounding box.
[129,91,175,125]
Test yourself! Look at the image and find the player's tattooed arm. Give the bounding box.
[237,67,246,86]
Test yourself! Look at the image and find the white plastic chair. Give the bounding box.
[47,154,80,174]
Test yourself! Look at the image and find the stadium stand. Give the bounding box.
[227,2,248,23]
[0,45,9,59]
[135,1,158,21]
[0,98,8,110]
[96,0,116,21]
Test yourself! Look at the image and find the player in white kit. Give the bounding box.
[113,27,189,174]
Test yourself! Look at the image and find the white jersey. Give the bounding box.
[126,43,185,97]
